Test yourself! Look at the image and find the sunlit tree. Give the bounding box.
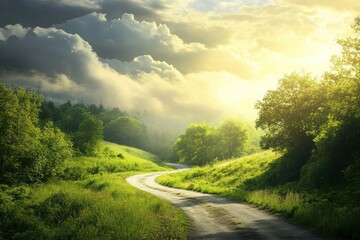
[302,17,360,187]
[175,123,216,165]
[255,72,324,153]
[0,84,73,184]
[217,119,247,159]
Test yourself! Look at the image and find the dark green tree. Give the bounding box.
[73,113,103,156]
[104,116,145,148]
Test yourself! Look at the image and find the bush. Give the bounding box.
[35,193,88,227]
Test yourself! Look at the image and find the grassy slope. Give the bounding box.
[158,151,360,239]
[0,142,188,240]
[159,151,280,195]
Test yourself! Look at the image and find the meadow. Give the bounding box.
[158,151,360,239]
[0,141,188,240]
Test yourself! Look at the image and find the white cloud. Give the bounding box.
[103,55,183,82]
[0,24,29,41]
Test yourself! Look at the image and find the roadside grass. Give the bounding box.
[158,151,360,239]
[58,141,170,181]
[0,141,189,240]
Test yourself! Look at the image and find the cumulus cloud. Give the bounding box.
[57,12,262,79]
[103,55,183,82]
[58,13,204,60]
[0,24,258,123]
[0,26,142,107]
[0,0,188,28]
[0,0,358,126]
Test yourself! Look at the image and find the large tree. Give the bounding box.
[301,17,360,187]
[255,72,324,153]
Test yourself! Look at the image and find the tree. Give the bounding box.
[0,85,72,184]
[39,101,58,122]
[57,104,87,133]
[255,72,324,153]
[0,85,43,183]
[217,119,247,159]
[104,116,145,148]
[301,17,360,187]
[35,121,73,181]
[175,123,216,165]
[73,113,103,156]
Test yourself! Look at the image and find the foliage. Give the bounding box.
[175,120,248,165]
[104,115,146,149]
[40,101,163,157]
[255,72,322,152]
[254,18,360,188]
[36,122,73,181]
[175,123,216,165]
[299,17,360,188]
[0,85,73,184]
[216,119,247,159]
[73,113,103,156]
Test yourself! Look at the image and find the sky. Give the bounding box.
[0,0,359,127]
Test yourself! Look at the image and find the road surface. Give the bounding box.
[126,164,321,240]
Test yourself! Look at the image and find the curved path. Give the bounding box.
[126,164,321,240]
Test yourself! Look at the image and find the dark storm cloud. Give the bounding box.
[100,0,162,21]
[0,0,165,28]
[0,0,97,27]
[0,28,95,86]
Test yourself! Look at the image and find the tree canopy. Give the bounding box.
[255,17,360,188]
[255,72,323,153]
[175,120,247,165]
[0,84,73,184]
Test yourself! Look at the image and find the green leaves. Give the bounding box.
[255,72,322,152]
[175,120,248,165]
[0,84,73,184]
[255,17,360,188]
[104,115,145,148]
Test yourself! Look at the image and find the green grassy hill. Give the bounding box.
[158,151,360,239]
[159,151,280,195]
[0,141,188,240]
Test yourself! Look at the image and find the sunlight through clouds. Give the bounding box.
[0,0,358,125]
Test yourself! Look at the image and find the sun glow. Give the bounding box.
[217,83,243,106]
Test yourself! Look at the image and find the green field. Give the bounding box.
[0,142,188,240]
[158,151,360,239]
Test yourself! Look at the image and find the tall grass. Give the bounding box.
[158,150,360,239]
[0,141,188,239]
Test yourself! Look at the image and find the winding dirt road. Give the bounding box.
[126,164,321,240]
